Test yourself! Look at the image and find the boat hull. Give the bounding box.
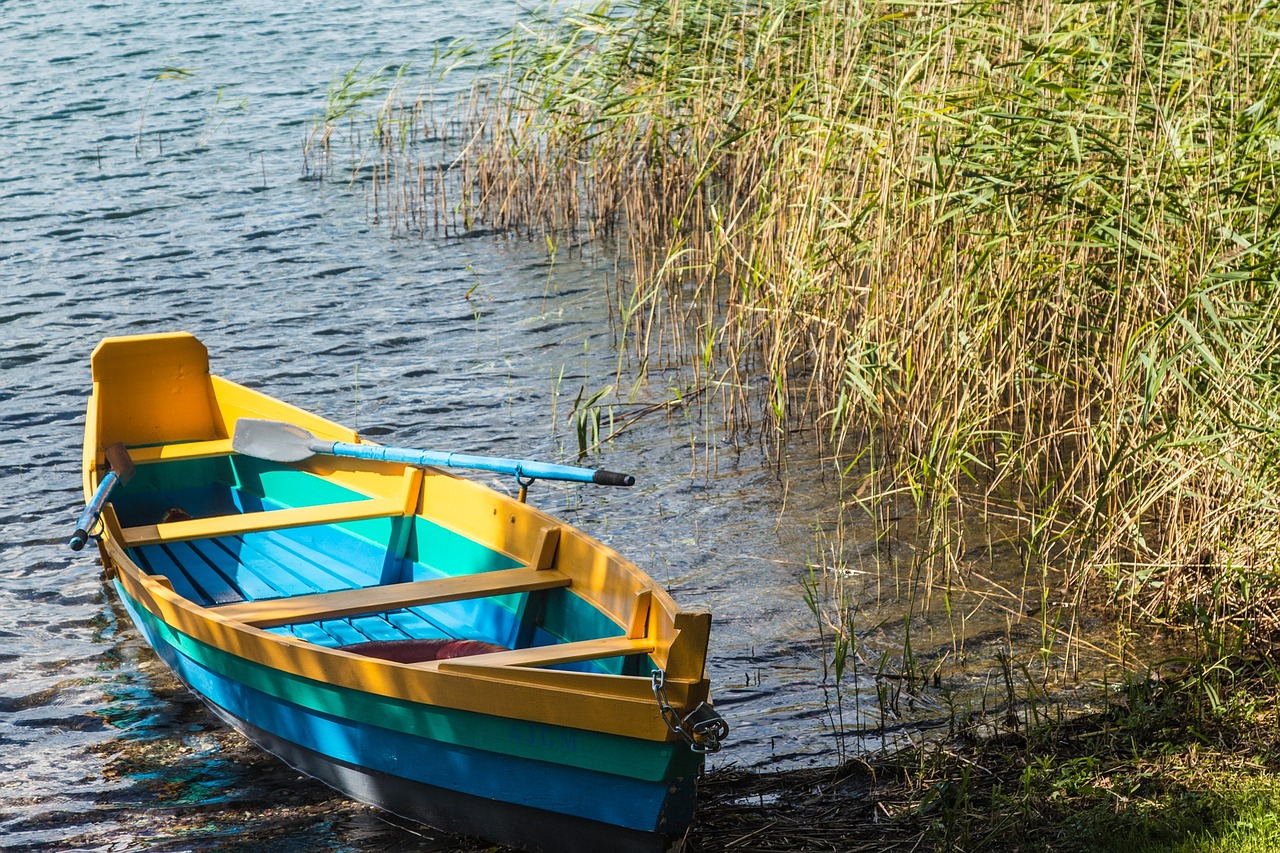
[80,333,718,852]
[116,577,700,853]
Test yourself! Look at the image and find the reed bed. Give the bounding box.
[495,0,1280,644]
[324,0,1280,651]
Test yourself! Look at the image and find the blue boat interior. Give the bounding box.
[111,454,646,676]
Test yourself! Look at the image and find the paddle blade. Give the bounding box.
[232,418,318,463]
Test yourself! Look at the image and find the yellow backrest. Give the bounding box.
[90,332,220,447]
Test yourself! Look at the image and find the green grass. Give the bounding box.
[689,664,1280,851]
[937,665,1280,852]
[1006,751,1280,851]
[1027,766,1280,852]
[1172,786,1280,853]
[1129,783,1280,852]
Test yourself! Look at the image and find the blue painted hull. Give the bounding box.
[117,584,697,853]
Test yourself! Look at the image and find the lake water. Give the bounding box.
[0,2,1105,850]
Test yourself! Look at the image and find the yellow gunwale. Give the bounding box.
[126,438,237,464]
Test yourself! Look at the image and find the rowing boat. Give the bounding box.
[72,332,727,853]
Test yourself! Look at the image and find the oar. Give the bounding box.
[232,419,636,487]
[70,443,136,551]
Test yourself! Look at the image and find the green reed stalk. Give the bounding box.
[354,0,1280,652]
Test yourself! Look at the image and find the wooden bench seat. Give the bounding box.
[213,566,572,629]
[121,497,405,547]
[126,438,237,464]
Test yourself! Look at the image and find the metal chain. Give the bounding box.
[651,670,729,754]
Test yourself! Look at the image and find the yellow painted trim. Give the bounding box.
[532,525,561,570]
[82,383,101,503]
[665,610,712,680]
[214,567,572,629]
[399,467,423,517]
[127,438,237,464]
[121,497,404,546]
[207,375,358,447]
[628,589,653,639]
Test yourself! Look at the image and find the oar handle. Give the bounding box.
[70,471,118,551]
[321,441,635,487]
[591,469,636,487]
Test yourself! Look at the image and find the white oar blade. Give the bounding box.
[232,418,317,463]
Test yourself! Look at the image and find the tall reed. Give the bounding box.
[347,0,1280,645]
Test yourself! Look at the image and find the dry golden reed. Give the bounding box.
[331,0,1280,647]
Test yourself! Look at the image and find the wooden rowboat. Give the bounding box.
[73,332,726,853]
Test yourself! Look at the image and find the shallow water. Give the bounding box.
[0,2,1109,850]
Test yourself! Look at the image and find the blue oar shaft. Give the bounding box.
[320,441,634,486]
[70,471,118,551]
[231,419,636,486]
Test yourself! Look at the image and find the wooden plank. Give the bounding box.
[133,545,211,604]
[385,609,452,642]
[183,537,290,601]
[272,622,334,646]
[314,618,368,646]
[433,636,655,669]
[120,497,404,547]
[160,541,247,605]
[126,438,236,464]
[348,614,412,643]
[213,567,572,629]
[233,531,374,596]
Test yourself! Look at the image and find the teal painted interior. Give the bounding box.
[234,456,369,509]
[112,455,371,529]
[407,515,523,576]
[117,455,641,675]
[112,456,236,526]
[531,588,635,675]
[538,588,624,643]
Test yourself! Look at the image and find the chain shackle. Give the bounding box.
[651,670,729,754]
